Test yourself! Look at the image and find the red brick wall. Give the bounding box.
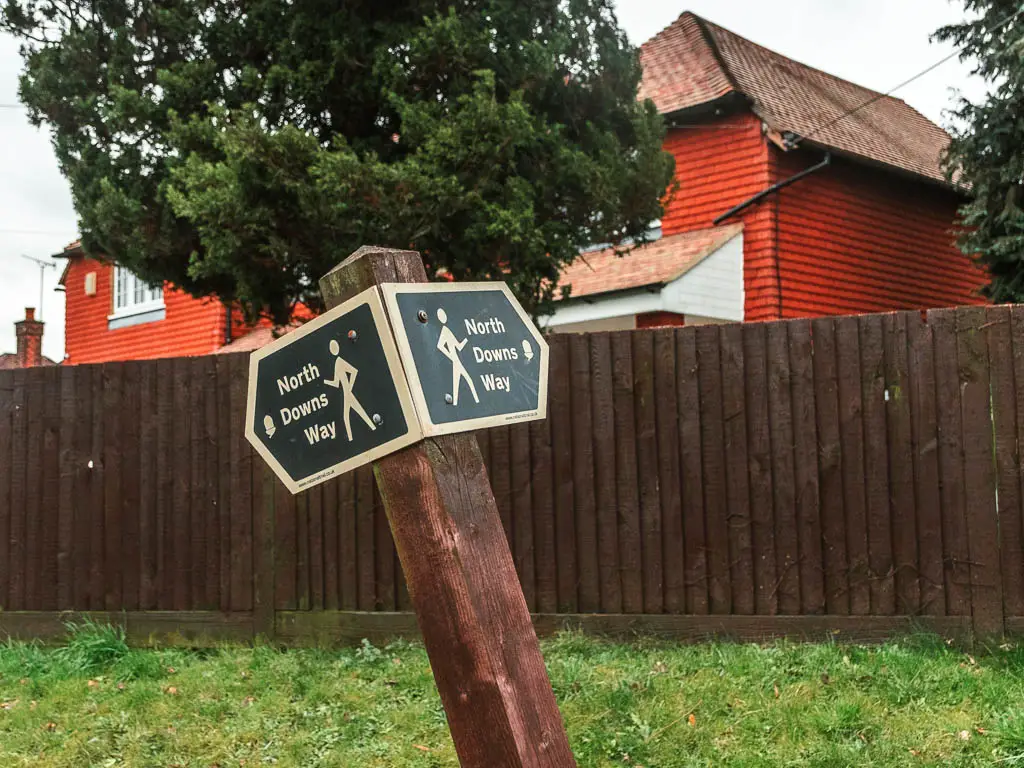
[63,257,228,364]
[661,114,778,321]
[773,148,985,317]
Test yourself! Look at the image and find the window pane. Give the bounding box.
[134,274,144,303]
[115,268,126,310]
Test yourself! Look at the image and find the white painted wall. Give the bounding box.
[544,231,744,333]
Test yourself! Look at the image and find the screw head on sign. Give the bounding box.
[347,329,357,341]
[372,413,383,426]
[445,394,453,405]
[417,310,428,323]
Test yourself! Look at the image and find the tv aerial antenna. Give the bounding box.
[21,254,57,321]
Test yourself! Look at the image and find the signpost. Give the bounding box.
[381,282,548,435]
[244,287,421,493]
[245,247,575,767]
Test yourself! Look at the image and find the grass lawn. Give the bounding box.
[2,625,1024,766]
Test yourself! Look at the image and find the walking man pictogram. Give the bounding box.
[324,339,376,441]
[436,308,479,406]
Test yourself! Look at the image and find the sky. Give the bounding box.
[0,0,988,363]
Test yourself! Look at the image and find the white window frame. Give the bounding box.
[108,265,165,320]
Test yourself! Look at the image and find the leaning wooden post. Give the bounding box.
[319,246,576,767]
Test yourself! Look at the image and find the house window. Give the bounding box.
[112,266,164,316]
[108,266,166,329]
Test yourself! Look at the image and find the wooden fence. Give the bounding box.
[1,305,1022,645]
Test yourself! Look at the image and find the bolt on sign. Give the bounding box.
[246,281,547,492]
[380,282,549,436]
[244,286,421,493]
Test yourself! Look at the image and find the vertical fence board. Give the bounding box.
[549,335,577,613]
[137,362,157,610]
[633,330,663,614]
[336,470,356,611]
[990,306,1023,618]
[102,363,125,611]
[812,318,848,615]
[859,314,894,615]
[55,367,74,609]
[678,329,708,615]
[322,479,340,611]
[275,478,297,610]
[530,415,558,615]
[355,466,376,611]
[789,320,824,615]
[930,309,971,617]
[23,369,44,610]
[510,423,535,610]
[307,487,323,614]
[72,365,94,610]
[883,313,920,616]
[119,362,141,611]
[9,370,27,610]
[201,358,220,610]
[188,357,209,610]
[253,457,275,639]
[215,355,233,613]
[155,359,173,609]
[171,358,191,611]
[590,332,621,613]
[570,334,599,613]
[311,483,327,611]
[0,371,11,609]
[720,325,754,616]
[835,316,871,615]
[907,312,944,616]
[956,307,1003,639]
[295,484,310,611]
[490,426,513,545]
[229,353,253,612]
[743,324,776,615]
[767,322,800,615]
[39,368,60,611]
[654,329,685,614]
[697,325,731,614]
[612,331,643,613]
[88,365,106,611]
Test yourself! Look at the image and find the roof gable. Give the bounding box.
[640,12,952,184]
[558,224,743,299]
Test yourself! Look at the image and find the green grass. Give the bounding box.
[2,628,1024,766]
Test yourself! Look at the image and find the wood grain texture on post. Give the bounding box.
[320,246,577,767]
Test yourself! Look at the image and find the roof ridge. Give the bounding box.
[694,14,892,103]
[690,13,742,93]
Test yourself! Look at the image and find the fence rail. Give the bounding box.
[1,306,1021,644]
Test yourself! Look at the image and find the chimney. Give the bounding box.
[15,308,44,368]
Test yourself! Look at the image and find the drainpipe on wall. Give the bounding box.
[712,151,831,225]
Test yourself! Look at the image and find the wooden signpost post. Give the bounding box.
[247,246,576,766]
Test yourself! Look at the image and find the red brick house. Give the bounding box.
[546,12,984,332]
[57,11,985,359]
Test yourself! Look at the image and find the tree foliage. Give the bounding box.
[937,1,1024,302]
[2,0,674,321]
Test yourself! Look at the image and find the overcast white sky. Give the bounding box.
[0,0,988,362]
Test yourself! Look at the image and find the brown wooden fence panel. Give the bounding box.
[4,308,1024,643]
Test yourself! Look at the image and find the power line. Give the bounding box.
[793,5,1024,149]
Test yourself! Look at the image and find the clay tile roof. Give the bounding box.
[216,323,303,354]
[640,12,951,184]
[558,224,742,300]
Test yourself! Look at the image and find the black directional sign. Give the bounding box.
[244,287,421,493]
[381,282,549,436]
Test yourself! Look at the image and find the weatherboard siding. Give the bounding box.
[63,258,228,364]
[661,114,777,321]
[772,149,985,318]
